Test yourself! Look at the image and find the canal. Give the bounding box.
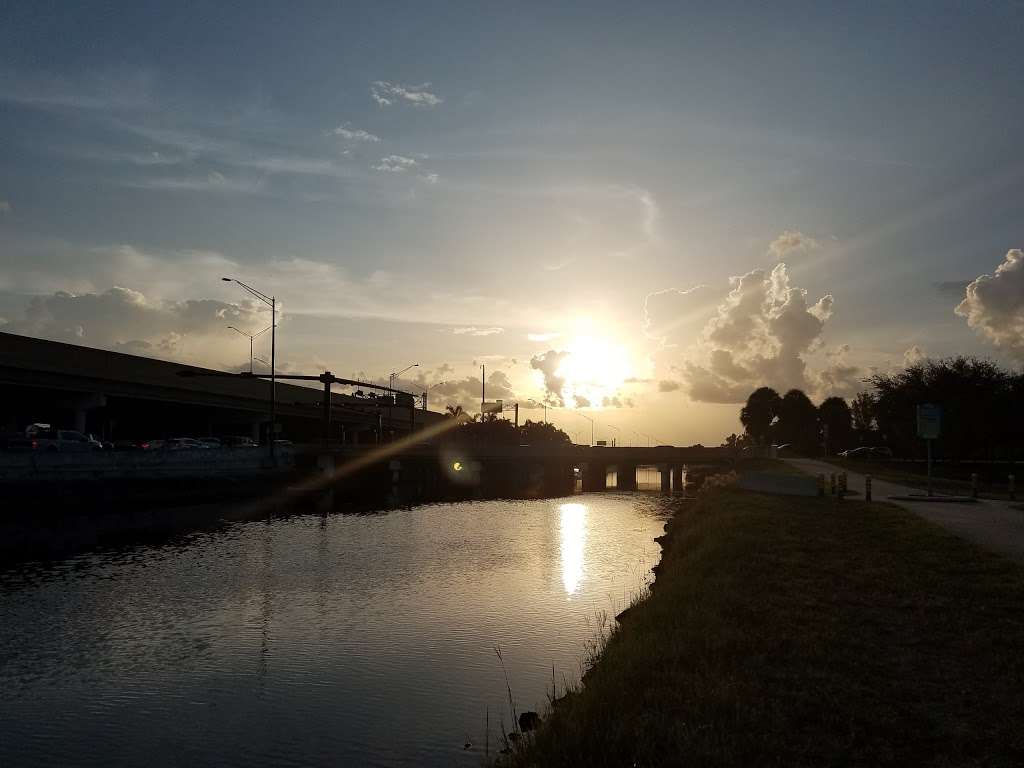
[0,492,672,767]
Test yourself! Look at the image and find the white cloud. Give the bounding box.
[768,230,819,261]
[328,124,381,142]
[955,249,1024,360]
[371,81,442,108]
[373,154,418,173]
[451,326,503,336]
[419,173,439,184]
[903,344,927,366]
[530,349,570,406]
[679,262,837,403]
[643,285,706,345]
[3,286,270,367]
[428,370,516,412]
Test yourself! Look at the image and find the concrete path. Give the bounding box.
[785,458,1024,563]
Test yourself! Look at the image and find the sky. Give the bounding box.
[2,1,1023,445]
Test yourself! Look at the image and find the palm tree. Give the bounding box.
[445,404,465,419]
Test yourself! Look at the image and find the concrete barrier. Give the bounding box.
[0,447,293,481]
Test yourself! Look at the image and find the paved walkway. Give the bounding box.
[785,458,1024,563]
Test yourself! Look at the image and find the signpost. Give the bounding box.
[916,403,941,496]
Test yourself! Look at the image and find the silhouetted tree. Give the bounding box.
[850,391,877,440]
[818,396,853,455]
[776,389,819,454]
[520,420,571,446]
[869,357,1015,460]
[740,387,781,445]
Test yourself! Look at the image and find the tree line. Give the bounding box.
[733,356,1024,460]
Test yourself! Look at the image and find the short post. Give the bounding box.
[971,473,978,499]
[840,472,847,496]
[1010,474,1017,501]
[829,473,836,496]
[865,474,872,502]
[817,474,825,497]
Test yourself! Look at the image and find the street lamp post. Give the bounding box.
[223,278,276,460]
[421,380,448,411]
[389,363,419,393]
[227,324,272,374]
[607,423,621,447]
[578,412,595,446]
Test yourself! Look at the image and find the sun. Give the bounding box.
[556,334,632,407]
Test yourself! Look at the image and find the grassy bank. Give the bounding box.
[503,487,1024,766]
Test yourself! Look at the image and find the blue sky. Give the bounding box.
[2,1,1023,443]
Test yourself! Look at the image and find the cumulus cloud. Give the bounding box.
[903,345,927,366]
[428,370,516,412]
[328,124,380,142]
[955,249,1024,359]
[768,230,819,261]
[680,263,836,403]
[371,81,442,108]
[373,154,418,173]
[573,394,591,408]
[3,286,270,366]
[419,173,439,184]
[658,379,681,392]
[813,345,862,398]
[451,326,503,336]
[530,349,570,406]
[643,285,706,345]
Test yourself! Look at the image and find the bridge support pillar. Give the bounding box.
[616,464,637,491]
[582,463,607,492]
[660,464,671,493]
[672,464,684,495]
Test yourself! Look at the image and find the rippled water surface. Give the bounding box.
[0,493,670,767]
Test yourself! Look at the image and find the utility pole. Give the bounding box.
[480,364,485,416]
[514,402,519,428]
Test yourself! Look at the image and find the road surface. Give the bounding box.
[786,458,1024,562]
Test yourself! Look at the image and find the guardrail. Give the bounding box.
[0,447,293,481]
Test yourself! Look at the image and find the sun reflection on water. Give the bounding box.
[559,502,587,595]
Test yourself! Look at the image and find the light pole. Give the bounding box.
[606,423,621,447]
[227,325,272,374]
[421,380,448,411]
[389,363,418,393]
[222,277,276,459]
[578,411,595,446]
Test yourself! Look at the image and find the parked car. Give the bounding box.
[26,427,99,452]
[166,437,206,450]
[223,436,258,448]
[840,446,893,460]
[1,432,35,451]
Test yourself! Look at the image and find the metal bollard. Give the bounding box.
[971,473,978,499]
[865,474,872,502]
[1010,474,1016,501]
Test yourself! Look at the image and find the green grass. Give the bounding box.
[500,487,1024,767]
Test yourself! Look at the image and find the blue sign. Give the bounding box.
[916,403,941,439]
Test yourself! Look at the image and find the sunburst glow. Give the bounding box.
[557,335,633,407]
[559,502,587,595]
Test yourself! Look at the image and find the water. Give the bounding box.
[0,493,671,767]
